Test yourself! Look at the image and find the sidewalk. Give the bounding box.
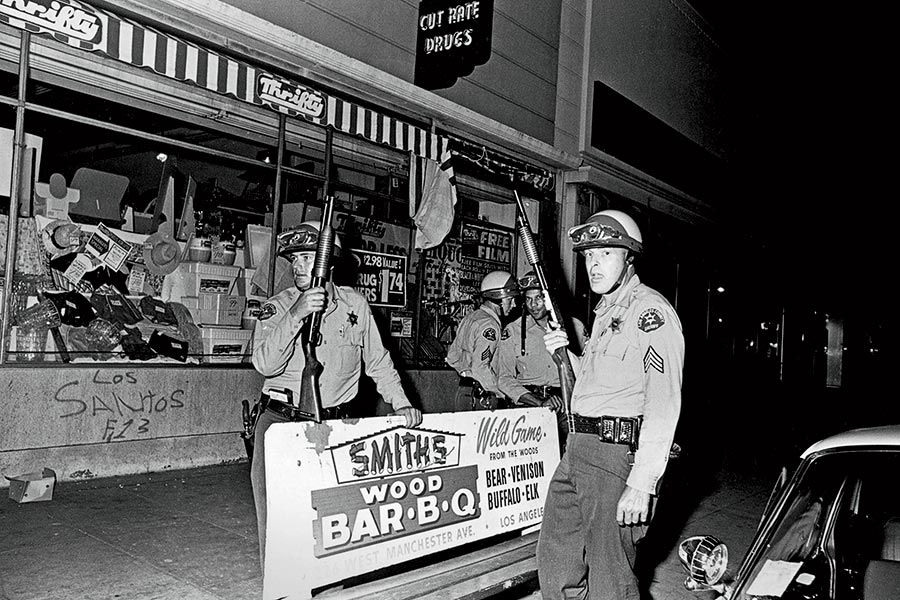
[0,456,775,600]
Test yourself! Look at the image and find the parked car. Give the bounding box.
[679,425,900,600]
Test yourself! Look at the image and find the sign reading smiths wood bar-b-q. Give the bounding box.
[414,0,495,90]
[263,408,558,599]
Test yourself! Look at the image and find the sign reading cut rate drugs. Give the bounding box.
[414,0,495,90]
[263,408,559,599]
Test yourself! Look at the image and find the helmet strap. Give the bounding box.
[606,261,635,296]
[482,297,501,315]
[521,309,526,356]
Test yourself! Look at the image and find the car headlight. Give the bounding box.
[679,535,729,585]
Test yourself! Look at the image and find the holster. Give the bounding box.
[471,380,503,411]
[240,394,269,461]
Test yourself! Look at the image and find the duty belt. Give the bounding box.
[263,394,349,421]
[570,414,642,452]
[524,384,562,398]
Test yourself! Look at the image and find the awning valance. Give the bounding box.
[1,0,449,163]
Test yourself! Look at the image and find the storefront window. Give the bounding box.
[1,19,550,373]
[0,64,421,366]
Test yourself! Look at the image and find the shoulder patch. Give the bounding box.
[483,327,497,342]
[501,327,511,340]
[637,308,665,333]
[259,303,277,321]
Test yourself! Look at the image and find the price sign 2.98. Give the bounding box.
[352,250,408,308]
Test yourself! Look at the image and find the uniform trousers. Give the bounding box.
[250,408,289,570]
[250,403,351,569]
[537,433,650,600]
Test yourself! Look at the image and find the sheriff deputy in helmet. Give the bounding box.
[496,270,587,443]
[249,221,422,570]
[445,270,519,410]
[536,210,684,600]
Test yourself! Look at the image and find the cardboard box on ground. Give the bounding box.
[6,468,56,503]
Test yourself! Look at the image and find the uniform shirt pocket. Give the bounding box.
[337,326,364,371]
[591,333,632,392]
[601,332,630,361]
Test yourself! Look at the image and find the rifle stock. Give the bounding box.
[297,196,336,422]
[513,191,577,423]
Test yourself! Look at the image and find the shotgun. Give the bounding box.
[513,190,577,429]
[297,195,336,422]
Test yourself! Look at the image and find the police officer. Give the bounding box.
[497,270,587,410]
[537,210,684,600]
[445,270,519,410]
[249,221,422,569]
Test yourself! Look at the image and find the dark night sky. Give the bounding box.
[689,4,891,312]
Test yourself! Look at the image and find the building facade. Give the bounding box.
[1,0,735,482]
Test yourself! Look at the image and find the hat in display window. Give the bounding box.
[143,231,181,276]
[40,219,82,257]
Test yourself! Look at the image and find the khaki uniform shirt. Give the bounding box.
[252,284,411,411]
[573,274,683,495]
[444,306,504,395]
[497,314,587,402]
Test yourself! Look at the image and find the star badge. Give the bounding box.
[347,311,358,326]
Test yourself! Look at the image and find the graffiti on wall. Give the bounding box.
[54,370,187,443]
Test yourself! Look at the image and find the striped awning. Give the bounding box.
[0,0,449,163]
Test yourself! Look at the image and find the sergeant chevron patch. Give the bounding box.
[643,346,664,373]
